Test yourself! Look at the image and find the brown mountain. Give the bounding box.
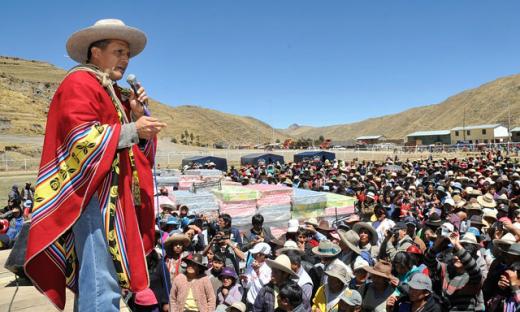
[283,75,520,140]
[0,56,286,146]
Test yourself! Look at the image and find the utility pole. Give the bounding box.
[463,104,466,142]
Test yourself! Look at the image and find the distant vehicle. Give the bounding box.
[332,145,346,150]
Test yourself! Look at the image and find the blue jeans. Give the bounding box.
[72,194,121,312]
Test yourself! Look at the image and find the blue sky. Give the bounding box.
[2,1,520,128]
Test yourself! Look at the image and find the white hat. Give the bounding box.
[277,240,304,255]
[287,219,300,233]
[66,19,147,63]
[353,256,369,271]
[249,242,271,255]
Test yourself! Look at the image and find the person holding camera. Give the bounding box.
[379,222,414,261]
[424,231,482,311]
[203,229,245,275]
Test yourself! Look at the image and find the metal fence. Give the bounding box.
[2,143,519,172]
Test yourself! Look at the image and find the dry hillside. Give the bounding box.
[284,75,520,140]
[0,56,287,146]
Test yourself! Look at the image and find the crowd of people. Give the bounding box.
[5,149,520,311]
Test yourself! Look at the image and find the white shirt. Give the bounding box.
[245,262,272,304]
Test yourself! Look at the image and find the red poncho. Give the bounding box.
[24,70,156,310]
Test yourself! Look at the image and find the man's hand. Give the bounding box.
[129,84,148,119]
[135,116,166,140]
[448,232,462,251]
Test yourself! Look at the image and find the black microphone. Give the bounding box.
[126,74,150,116]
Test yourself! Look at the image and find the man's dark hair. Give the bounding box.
[279,281,303,308]
[86,39,112,63]
[213,252,226,263]
[219,213,232,228]
[252,214,264,226]
[285,250,301,266]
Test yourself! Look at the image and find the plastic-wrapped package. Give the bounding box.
[171,191,219,218]
[184,169,224,177]
[212,186,260,202]
[292,189,327,217]
[324,193,356,216]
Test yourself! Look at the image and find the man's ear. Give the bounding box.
[90,46,102,60]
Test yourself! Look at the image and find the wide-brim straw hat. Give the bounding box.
[325,263,351,286]
[266,254,299,278]
[338,229,362,255]
[66,19,147,64]
[352,222,378,245]
[477,193,497,208]
[312,240,341,257]
[277,240,305,255]
[164,233,190,248]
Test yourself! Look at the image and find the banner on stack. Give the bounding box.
[292,189,327,219]
[213,186,259,227]
[246,184,292,224]
[184,169,224,177]
[324,193,356,217]
[171,190,220,219]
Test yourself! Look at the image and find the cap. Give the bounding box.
[339,289,362,306]
[249,242,271,255]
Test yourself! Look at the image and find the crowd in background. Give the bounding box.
[4,150,520,311]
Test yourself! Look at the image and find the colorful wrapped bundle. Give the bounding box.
[218,200,257,215]
[184,169,224,177]
[171,190,219,217]
[212,186,259,202]
[178,175,203,190]
[265,221,289,238]
[324,193,356,216]
[292,189,327,212]
[245,184,293,197]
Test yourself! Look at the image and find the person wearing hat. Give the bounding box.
[24,19,167,310]
[380,221,415,261]
[386,273,441,312]
[358,260,397,312]
[312,264,351,312]
[215,267,244,312]
[424,232,482,311]
[243,242,273,307]
[227,301,247,312]
[372,206,396,246]
[170,253,216,312]
[165,233,191,279]
[254,254,300,311]
[352,222,379,259]
[310,240,349,290]
[337,289,362,312]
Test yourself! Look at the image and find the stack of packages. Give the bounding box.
[324,193,356,217]
[212,186,259,228]
[292,189,327,219]
[245,184,292,233]
[171,190,220,219]
[178,175,203,190]
[155,176,180,190]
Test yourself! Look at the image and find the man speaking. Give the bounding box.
[24,19,166,311]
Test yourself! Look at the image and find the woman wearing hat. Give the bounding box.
[165,233,191,279]
[358,260,397,312]
[170,253,216,312]
[215,267,244,312]
[352,222,379,259]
